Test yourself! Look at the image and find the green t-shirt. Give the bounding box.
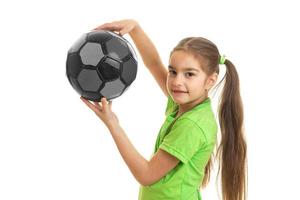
[138,95,218,200]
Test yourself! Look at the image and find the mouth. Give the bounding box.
[172,89,188,94]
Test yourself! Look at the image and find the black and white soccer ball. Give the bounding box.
[66,30,138,101]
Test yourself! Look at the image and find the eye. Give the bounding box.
[185,72,194,77]
[168,70,176,75]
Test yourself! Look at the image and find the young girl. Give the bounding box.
[80,19,247,200]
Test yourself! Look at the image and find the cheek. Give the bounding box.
[189,79,206,92]
[166,75,174,83]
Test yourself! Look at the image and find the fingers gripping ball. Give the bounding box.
[66,30,138,101]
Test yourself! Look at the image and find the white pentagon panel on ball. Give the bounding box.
[106,38,129,60]
[77,69,103,92]
[68,33,87,54]
[100,79,125,99]
[79,42,104,66]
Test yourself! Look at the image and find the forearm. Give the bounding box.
[107,123,149,185]
[129,23,163,68]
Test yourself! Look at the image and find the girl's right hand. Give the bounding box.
[93,19,139,36]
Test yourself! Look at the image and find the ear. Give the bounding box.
[205,72,218,90]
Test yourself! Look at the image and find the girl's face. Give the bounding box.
[167,50,217,106]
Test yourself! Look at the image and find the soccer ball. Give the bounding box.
[66,30,138,101]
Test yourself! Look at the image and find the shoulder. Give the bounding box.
[174,117,207,141]
[181,108,218,146]
[168,117,208,148]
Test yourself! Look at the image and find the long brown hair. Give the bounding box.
[171,37,247,200]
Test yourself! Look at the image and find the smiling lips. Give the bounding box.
[172,89,188,93]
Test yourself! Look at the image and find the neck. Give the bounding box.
[176,95,208,117]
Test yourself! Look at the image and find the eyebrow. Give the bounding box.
[168,65,200,72]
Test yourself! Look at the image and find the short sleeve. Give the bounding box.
[165,95,178,116]
[159,118,206,164]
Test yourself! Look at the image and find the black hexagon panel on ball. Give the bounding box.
[66,30,138,101]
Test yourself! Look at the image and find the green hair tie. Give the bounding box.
[219,55,226,65]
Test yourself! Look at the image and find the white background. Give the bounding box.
[0,0,299,199]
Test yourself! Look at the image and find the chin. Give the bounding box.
[171,94,188,104]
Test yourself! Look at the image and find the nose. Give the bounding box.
[172,74,184,86]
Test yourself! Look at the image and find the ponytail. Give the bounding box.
[216,59,247,200]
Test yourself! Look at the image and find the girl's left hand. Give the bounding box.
[80,96,119,128]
